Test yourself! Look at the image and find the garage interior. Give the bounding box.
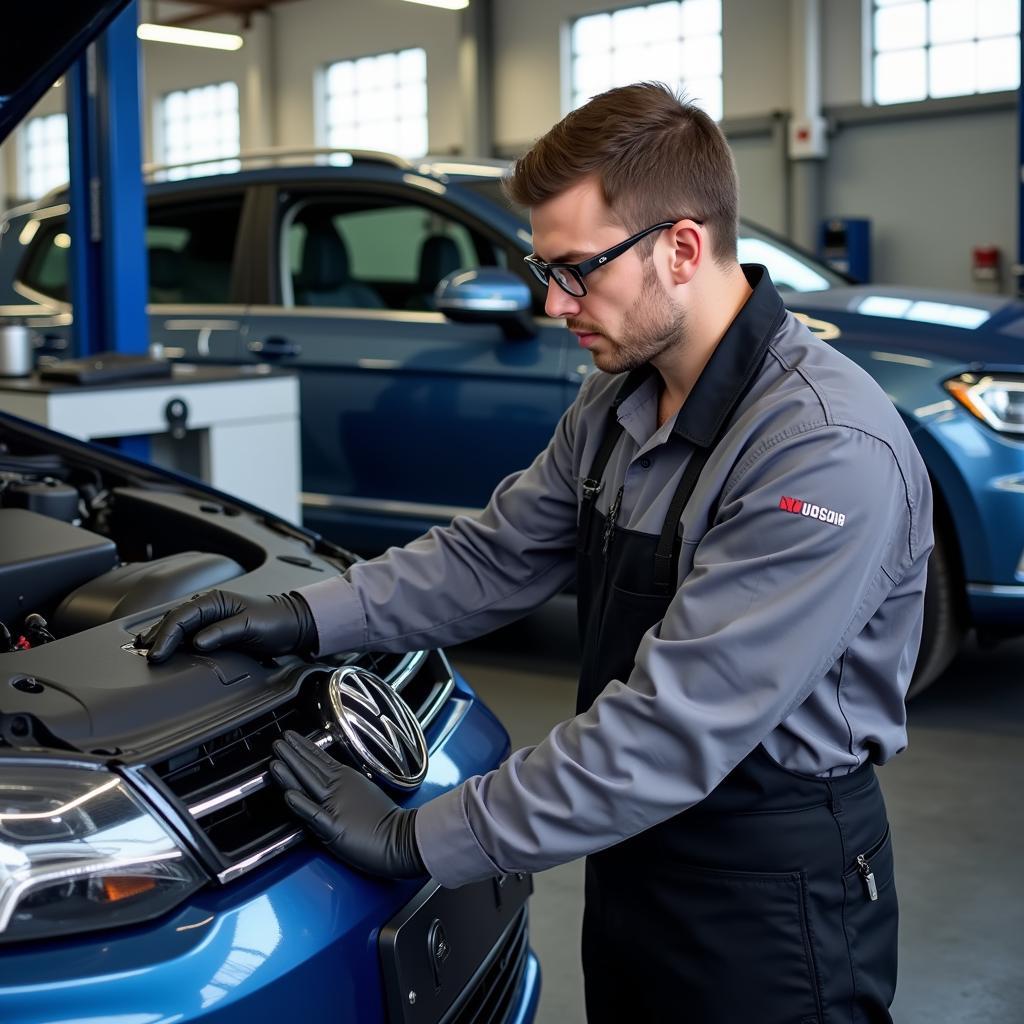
[0,1,1021,1023]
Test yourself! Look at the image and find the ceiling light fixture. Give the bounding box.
[399,0,469,10]
[137,24,244,50]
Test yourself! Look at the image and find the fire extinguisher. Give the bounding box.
[971,245,1002,293]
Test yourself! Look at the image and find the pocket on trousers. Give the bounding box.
[652,860,825,1024]
[842,825,899,1018]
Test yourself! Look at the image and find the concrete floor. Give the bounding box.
[449,595,1024,1024]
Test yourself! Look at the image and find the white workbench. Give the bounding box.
[0,363,301,524]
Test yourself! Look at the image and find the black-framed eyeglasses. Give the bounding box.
[524,218,704,297]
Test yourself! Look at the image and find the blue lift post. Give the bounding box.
[66,0,150,460]
[1019,0,1023,296]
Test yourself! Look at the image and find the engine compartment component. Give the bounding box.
[1,479,80,522]
[0,508,118,627]
[52,551,245,636]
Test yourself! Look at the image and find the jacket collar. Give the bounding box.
[613,264,784,448]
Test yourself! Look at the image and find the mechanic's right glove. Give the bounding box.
[138,589,318,663]
[269,730,427,879]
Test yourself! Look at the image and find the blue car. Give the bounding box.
[4,153,1022,696]
[0,409,540,1023]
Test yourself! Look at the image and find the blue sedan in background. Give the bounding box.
[1,152,1022,695]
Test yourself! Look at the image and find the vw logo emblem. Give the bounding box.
[323,667,428,790]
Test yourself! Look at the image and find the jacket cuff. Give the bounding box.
[415,784,503,889]
[295,575,367,656]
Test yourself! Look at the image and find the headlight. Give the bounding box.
[0,761,205,943]
[945,374,1024,435]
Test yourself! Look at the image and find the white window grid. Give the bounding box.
[871,0,1020,105]
[159,81,240,180]
[21,113,69,200]
[568,1,723,121]
[321,48,429,160]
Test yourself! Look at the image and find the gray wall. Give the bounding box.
[0,0,1017,294]
[825,107,1016,292]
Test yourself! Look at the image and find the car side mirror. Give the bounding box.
[435,268,536,340]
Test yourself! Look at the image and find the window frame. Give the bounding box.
[317,47,429,160]
[868,0,1021,106]
[563,0,724,120]
[19,113,70,201]
[156,80,241,180]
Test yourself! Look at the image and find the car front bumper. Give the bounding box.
[0,848,541,1023]
[0,680,540,1024]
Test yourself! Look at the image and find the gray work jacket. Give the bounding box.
[299,265,934,889]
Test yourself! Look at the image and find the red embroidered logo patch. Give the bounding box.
[779,495,846,527]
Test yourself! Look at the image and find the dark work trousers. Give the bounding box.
[574,409,898,1024]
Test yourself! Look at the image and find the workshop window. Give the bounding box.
[320,48,428,159]
[21,113,69,200]
[158,81,241,180]
[871,0,1020,105]
[568,1,723,121]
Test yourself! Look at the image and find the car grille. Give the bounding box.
[443,907,529,1024]
[149,649,455,883]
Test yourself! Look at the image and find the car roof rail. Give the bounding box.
[142,147,415,182]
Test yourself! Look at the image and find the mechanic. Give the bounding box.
[141,83,933,1024]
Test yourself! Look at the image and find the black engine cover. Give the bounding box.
[0,508,118,626]
[52,551,244,636]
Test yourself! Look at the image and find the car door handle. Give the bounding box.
[248,337,302,359]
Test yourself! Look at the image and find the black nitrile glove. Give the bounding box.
[138,590,318,663]
[269,730,426,879]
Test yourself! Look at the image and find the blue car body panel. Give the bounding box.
[785,292,1024,610]
[0,674,542,1023]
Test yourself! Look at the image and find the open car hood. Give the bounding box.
[0,1,131,144]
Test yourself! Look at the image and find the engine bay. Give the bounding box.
[0,420,356,758]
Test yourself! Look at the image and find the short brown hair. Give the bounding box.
[505,82,738,263]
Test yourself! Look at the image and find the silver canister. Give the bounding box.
[0,322,34,377]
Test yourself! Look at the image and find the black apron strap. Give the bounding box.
[652,444,713,590]
[652,306,785,591]
[577,409,625,554]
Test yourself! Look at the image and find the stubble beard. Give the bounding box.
[579,264,687,375]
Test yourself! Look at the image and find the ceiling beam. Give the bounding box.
[166,0,303,28]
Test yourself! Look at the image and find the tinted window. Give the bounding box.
[283,197,493,312]
[19,221,71,300]
[18,195,244,304]
[147,197,243,304]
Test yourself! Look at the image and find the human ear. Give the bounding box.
[665,220,702,285]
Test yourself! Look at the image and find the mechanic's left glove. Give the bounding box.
[269,730,427,879]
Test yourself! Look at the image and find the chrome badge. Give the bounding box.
[324,667,428,790]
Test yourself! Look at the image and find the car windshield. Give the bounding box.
[461,178,843,294]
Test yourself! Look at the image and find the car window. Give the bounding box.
[18,195,244,305]
[283,198,491,312]
[146,197,243,304]
[18,220,71,301]
[736,227,842,293]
